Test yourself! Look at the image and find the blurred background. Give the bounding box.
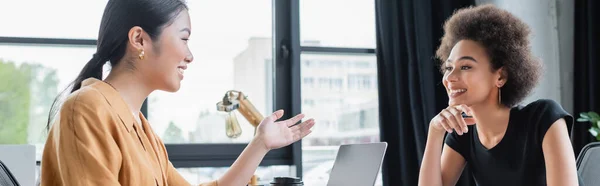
[0,0,598,186]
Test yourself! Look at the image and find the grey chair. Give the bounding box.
[0,159,20,186]
[577,142,600,186]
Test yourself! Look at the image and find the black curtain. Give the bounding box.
[375,0,475,186]
[572,0,600,158]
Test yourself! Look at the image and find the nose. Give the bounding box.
[444,68,459,82]
[184,53,193,63]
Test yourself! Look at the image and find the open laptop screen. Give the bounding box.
[327,142,387,186]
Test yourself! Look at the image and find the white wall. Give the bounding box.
[556,0,574,113]
[475,0,574,113]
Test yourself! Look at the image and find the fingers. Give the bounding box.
[440,106,470,135]
[290,119,315,132]
[463,117,476,125]
[437,116,452,133]
[438,105,474,135]
[456,104,472,116]
[290,119,315,141]
[430,104,475,135]
[291,131,301,142]
[447,106,468,134]
[440,109,460,134]
[455,105,476,125]
[300,128,313,139]
[266,110,285,122]
[284,113,306,127]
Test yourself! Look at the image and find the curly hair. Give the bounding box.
[435,4,542,108]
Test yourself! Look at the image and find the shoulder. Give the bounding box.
[62,86,109,114]
[514,99,573,142]
[520,99,572,123]
[49,82,123,141]
[58,86,114,130]
[521,99,564,112]
[513,99,570,120]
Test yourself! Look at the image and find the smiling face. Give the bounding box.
[140,9,194,92]
[442,40,505,107]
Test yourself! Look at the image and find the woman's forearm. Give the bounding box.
[419,128,446,186]
[217,138,269,186]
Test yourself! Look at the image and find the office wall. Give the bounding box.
[475,0,574,113]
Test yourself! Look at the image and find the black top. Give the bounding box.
[445,99,576,186]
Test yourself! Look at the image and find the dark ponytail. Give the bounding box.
[72,54,106,93]
[46,0,188,130]
[45,54,106,131]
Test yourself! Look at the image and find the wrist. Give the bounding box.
[426,127,447,147]
[428,125,447,137]
[250,137,270,154]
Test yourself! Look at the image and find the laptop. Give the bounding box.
[0,145,36,186]
[326,142,387,186]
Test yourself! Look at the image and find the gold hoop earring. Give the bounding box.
[138,49,145,60]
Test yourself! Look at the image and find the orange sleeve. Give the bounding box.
[152,130,217,186]
[164,160,218,186]
[42,93,122,185]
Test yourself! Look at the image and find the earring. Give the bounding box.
[498,87,502,105]
[138,49,145,60]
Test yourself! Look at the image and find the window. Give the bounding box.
[1,0,380,184]
[301,53,379,185]
[0,45,96,157]
[316,77,343,90]
[303,99,315,107]
[1,0,304,183]
[319,60,343,68]
[352,61,372,68]
[0,0,106,39]
[304,60,314,67]
[303,77,315,88]
[148,0,274,144]
[300,0,376,48]
[348,74,377,90]
[298,0,379,184]
[333,78,343,90]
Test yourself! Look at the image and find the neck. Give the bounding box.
[469,101,511,138]
[104,68,153,116]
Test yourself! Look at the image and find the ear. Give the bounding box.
[496,67,507,87]
[128,26,146,51]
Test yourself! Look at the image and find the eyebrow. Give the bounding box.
[446,56,478,63]
[180,28,191,35]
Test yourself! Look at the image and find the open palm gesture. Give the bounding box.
[255,110,315,150]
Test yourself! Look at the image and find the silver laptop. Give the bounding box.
[0,145,36,186]
[326,142,387,186]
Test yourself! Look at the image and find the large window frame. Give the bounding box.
[1,0,377,179]
[295,0,377,181]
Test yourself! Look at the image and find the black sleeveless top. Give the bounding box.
[445,99,579,186]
